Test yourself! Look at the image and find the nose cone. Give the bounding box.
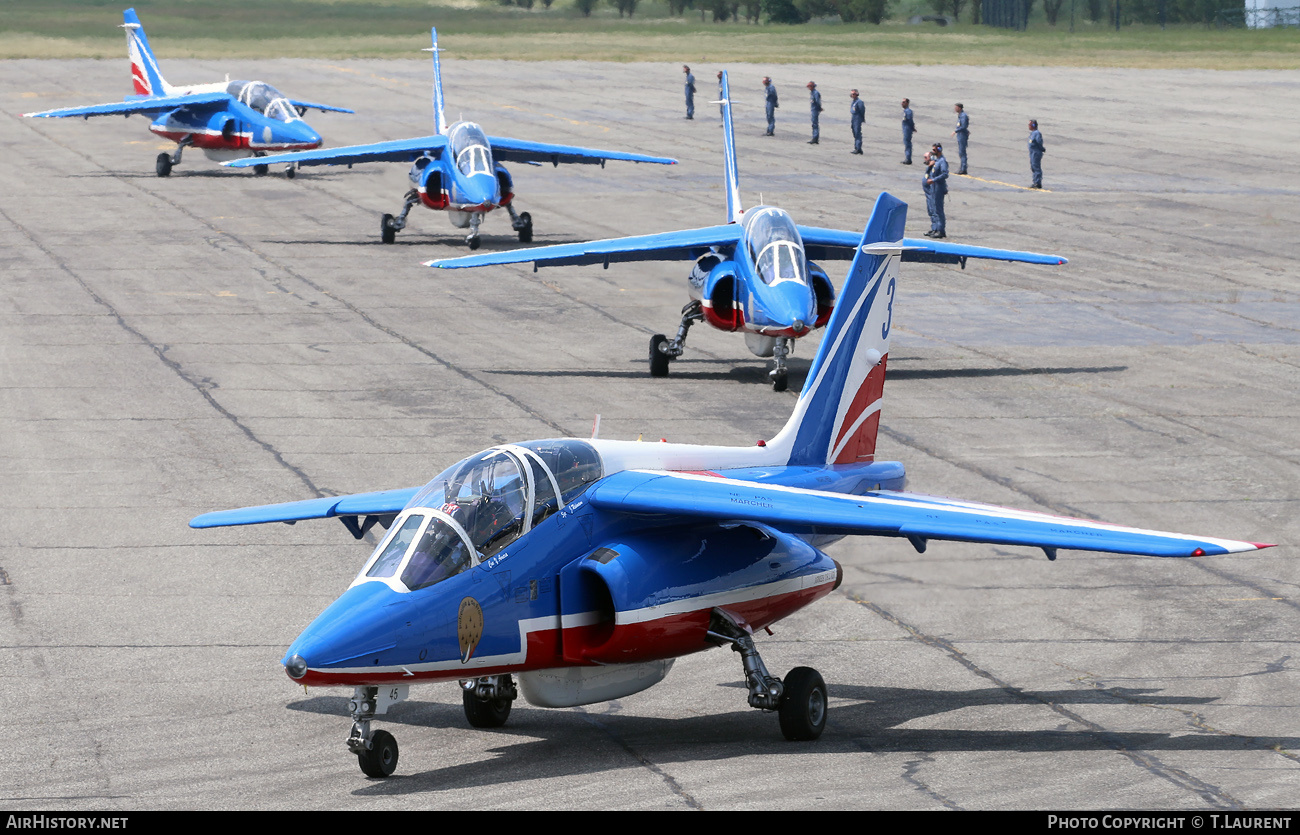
[282,581,409,677]
[754,280,818,333]
[292,121,322,149]
[462,173,498,208]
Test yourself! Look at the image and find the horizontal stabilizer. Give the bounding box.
[426,224,744,271]
[190,487,419,529]
[586,470,1269,559]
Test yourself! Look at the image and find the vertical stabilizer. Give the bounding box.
[122,9,169,97]
[768,192,909,467]
[426,28,448,135]
[719,71,742,224]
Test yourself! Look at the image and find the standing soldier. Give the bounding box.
[763,76,778,136]
[901,98,915,165]
[1028,119,1045,189]
[683,65,695,120]
[951,103,969,175]
[926,144,949,238]
[806,81,823,144]
[922,149,936,230]
[849,89,865,155]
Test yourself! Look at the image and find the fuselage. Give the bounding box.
[147,80,322,159]
[409,121,511,216]
[690,206,834,354]
[283,437,905,693]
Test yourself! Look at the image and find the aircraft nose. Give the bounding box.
[763,283,818,331]
[282,582,409,679]
[300,124,322,148]
[464,174,498,207]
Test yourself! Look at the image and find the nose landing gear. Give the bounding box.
[346,685,408,778]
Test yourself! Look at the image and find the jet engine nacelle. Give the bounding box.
[691,256,744,332]
[494,163,514,207]
[558,523,840,668]
[808,261,835,328]
[411,157,449,209]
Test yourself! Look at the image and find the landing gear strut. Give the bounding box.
[507,204,533,243]
[708,609,828,741]
[461,674,517,728]
[155,136,192,177]
[770,338,792,392]
[346,685,408,778]
[466,213,483,250]
[649,300,704,378]
[381,189,421,244]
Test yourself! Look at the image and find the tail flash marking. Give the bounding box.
[427,28,448,135]
[830,354,888,464]
[122,9,167,97]
[719,71,742,224]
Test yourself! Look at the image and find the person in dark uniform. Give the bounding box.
[849,89,865,154]
[1028,119,1045,189]
[926,144,949,238]
[922,149,936,230]
[806,81,822,144]
[763,77,778,136]
[683,65,695,119]
[951,103,969,175]
[901,98,915,164]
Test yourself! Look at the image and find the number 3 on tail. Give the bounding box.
[881,277,896,339]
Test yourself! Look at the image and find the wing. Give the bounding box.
[425,224,744,270]
[586,470,1271,558]
[798,225,1068,266]
[190,487,420,531]
[23,92,231,119]
[287,99,355,115]
[487,136,676,167]
[224,135,447,169]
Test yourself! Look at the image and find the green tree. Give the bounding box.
[575,0,598,14]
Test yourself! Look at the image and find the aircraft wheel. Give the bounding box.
[356,730,399,778]
[771,369,789,393]
[468,237,481,251]
[155,153,172,178]
[518,212,533,243]
[649,334,671,377]
[778,666,827,742]
[285,166,296,180]
[253,164,268,177]
[463,679,514,729]
[380,214,397,244]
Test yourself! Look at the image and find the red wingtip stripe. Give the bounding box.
[1250,542,1277,549]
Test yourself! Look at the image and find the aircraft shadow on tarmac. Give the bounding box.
[266,235,591,248]
[285,682,1295,795]
[74,169,375,181]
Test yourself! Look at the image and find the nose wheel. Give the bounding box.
[345,685,408,777]
[356,730,399,778]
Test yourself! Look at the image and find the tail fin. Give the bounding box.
[769,193,909,467]
[718,71,742,224]
[426,28,448,135]
[122,9,169,97]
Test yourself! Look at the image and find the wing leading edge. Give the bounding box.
[425,224,745,271]
[224,135,449,169]
[798,225,1069,266]
[23,91,232,120]
[487,136,676,167]
[190,487,419,529]
[586,470,1270,558]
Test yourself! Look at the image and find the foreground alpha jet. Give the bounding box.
[426,71,1064,390]
[192,193,1271,778]
[224,28,677,248]
[22,8,353,178]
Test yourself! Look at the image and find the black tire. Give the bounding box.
[463,679,514,729]
[253,163,268,177]
[155,153,172,178]
[468,237,481,251]
[772,369,788,393]
[518,211,533,243]
[380,214,396,244]
[778,666,827,741]
[356,730,399,778]
[649,334,670,377]
[285,166,296,180]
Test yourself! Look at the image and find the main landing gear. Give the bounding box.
[381,189,421,244]
[708,610,828,741]
[649,300,704,378]
[461,674,518,728]
[506,204,533,243]
[155,136,192,177]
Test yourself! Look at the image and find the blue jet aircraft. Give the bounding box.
[222,28,677,249]
[426,71,1064,390]
[22,9,353,178]
[192,193,1273,778]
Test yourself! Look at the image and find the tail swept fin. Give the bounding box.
[769,192,909,467]
[122,8,169,97]
[425,28,448,135]
[719,71,742,224]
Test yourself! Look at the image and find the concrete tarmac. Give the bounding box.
[1,58,1297,810]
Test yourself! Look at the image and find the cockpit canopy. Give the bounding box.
[447,121,493,176]
[355,440,602,593]
[227,80,299,123]
[742,207,808,287]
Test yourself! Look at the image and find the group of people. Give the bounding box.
[682,66,1048,200]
